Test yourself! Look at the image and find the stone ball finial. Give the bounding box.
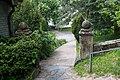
[15,22,32,35]
[18,22,28,30]
[82,20,91,29]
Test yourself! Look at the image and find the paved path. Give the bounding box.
[34,31,78,80]
[54,30,74,42]
[34,31,120,80]
[39,41,76,66]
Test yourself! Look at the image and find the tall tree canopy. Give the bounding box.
[12,0,120,35]
[59,0,120,35]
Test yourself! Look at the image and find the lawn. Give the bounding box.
[75,49,120,77]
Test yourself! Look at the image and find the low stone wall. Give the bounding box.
[94,39,120,52]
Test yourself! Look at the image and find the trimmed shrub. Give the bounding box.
[0,39,39,79]
[71,14,84,42]
[0,31,66,80]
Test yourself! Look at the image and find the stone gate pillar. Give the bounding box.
[79,20,93,59]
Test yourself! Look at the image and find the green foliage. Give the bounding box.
[0,36,8,44]
[0,38,39,79]
[99,1,120,35]
[23,0,61,26]
[71,14,84,42]
[93,28,120,42]
[76,41,80,56]
[75,50,120,76]
[94,34,120,43]
[0,31,66,80]
[62,0,120,35]
[12,0,48,32]
[94,29,114,37]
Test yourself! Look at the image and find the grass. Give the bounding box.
[74,31,120,77]
[76,41,80,56]
[75,50,120,77]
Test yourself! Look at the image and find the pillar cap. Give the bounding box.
[82,20,91,29]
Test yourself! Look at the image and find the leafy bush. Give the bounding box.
[0,40,39,80]
[71,14,84,42]
[12,0,48,32]
[94,29,114,37]
[0,36,8,44]
[0,31,66,80]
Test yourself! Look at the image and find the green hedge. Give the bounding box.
[71,14,84,42]
[12,0,48,32]
[0,31,66,80]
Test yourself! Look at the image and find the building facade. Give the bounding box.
[0,1,11,36]
[0,0,24,36]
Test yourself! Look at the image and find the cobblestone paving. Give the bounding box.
[34,31,120,80]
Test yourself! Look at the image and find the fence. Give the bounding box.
[90,47,120,73]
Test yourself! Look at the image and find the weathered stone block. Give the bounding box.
[94,39,120,52]
[79,20,93,59]
[80,34,93,59]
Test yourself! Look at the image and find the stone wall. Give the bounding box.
[94,39,120,52]
[0,1,11,36]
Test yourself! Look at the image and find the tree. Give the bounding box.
[67,0,120,35]
[99,1,120,35]
[72,14,84,42]
[38,0,60,24]
[12,0,48,32]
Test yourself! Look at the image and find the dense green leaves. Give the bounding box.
[0,37,39,79]
[71,14,84,42]
[13,0,48,32]
[39,0,60,24]
[0,31,66,80]
[69,0,120,40]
